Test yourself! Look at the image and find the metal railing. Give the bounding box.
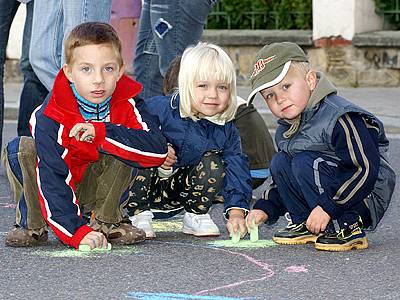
[375,0,400,28]
[206,2,312,30]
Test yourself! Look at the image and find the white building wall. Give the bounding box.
[313,0,383,41]
[354,0,382,33]
[313,0,356,41]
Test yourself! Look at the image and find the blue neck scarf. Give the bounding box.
[71,84,111,122]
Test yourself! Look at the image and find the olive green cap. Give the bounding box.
[247,42,308,103]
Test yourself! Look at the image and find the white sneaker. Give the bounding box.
[129,211,156,239]
[182,212,220,237]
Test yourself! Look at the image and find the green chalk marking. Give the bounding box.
[78,243,112,252]
[210,239,276,248]
[250,220,259,243]
[152,220,183,232]
[231,230,241,244]
[32,246,139,258]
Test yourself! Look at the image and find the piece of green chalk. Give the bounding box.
[250,220,259,242]
[231,230,241,244]
[78,243,112,252]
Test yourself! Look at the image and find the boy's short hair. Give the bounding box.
[247,42,308,103]
[64,22,123,67]
[178,42,237,122]
[163,56,181,95]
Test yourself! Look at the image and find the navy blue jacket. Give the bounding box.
[146,94,252,216]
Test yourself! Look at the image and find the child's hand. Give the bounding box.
[306,205,331,234]
[246,209,268,230]
[160,145,176,170]
[226,209,247,238]
[69,123,95,142]
[80,231,108,250]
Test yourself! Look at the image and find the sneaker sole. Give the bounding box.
[5,232,49,247]
[5,239,48,247]
[314,237,368,251]
[182,228,220,237]
[272,235,317,245]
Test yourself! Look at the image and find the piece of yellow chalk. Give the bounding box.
[78,243,112,252]
[250,219,259,242]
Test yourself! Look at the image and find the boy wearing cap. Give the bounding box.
[246,42,395,251]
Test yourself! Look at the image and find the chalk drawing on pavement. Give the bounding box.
[152,219,182,232]
[284,265,309,273]
[0,202,16,209]
[209,239,276,249]
[126,292,252,300]
[32,246,140,258]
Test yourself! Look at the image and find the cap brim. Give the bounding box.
[247,61,292,104]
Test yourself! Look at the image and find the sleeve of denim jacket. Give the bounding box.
[317,112,380,219]
[33,116,92,249]
[252,181,286,225]
[222,123,252,218]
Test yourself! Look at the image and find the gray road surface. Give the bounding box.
[0,119,399,300]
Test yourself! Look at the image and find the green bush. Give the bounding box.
[374,0,400,29]
[207,0,312,30]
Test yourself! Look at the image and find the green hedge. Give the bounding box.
[374,0,400,29]
[207,0,312,30]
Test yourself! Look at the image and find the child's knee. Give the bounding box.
[291,152,315,177]
[194,152,225,183]
[270,152,291,177]
[3,137,36,183]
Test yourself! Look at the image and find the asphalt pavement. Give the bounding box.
[0,83,399,300]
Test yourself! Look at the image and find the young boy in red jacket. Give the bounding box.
[3,22,168,249]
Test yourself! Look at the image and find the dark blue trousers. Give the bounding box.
[270,151,371,228]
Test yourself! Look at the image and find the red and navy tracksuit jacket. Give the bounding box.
[29,70,168,248]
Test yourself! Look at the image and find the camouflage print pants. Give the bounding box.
[126,152,225,218]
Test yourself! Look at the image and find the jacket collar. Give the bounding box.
[43,69,142,128]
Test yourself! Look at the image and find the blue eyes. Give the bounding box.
[197,84,228,91]
[80,66,115,73]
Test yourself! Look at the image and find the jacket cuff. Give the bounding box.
[318,194,344,219]
[253,198,280,225]
[90,122,106,145]
[69,225,93,249]
[223,207,249,220]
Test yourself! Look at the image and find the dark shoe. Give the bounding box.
[90,218,146,245]
[273,222,317,245]
[5,226,48,247]
[315,218,368,251]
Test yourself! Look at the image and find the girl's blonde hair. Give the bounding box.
[178,42,237,122]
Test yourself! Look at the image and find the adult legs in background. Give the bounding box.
[134,0,216,99]
[110,0,142,75]
[17,1,48,137]
[0,0,20,150]
[30,0,112,90]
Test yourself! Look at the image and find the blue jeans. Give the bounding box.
[0,0,48,147]
[134,0,217,99]
[270,151,372,228]
[30,0,112,90]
